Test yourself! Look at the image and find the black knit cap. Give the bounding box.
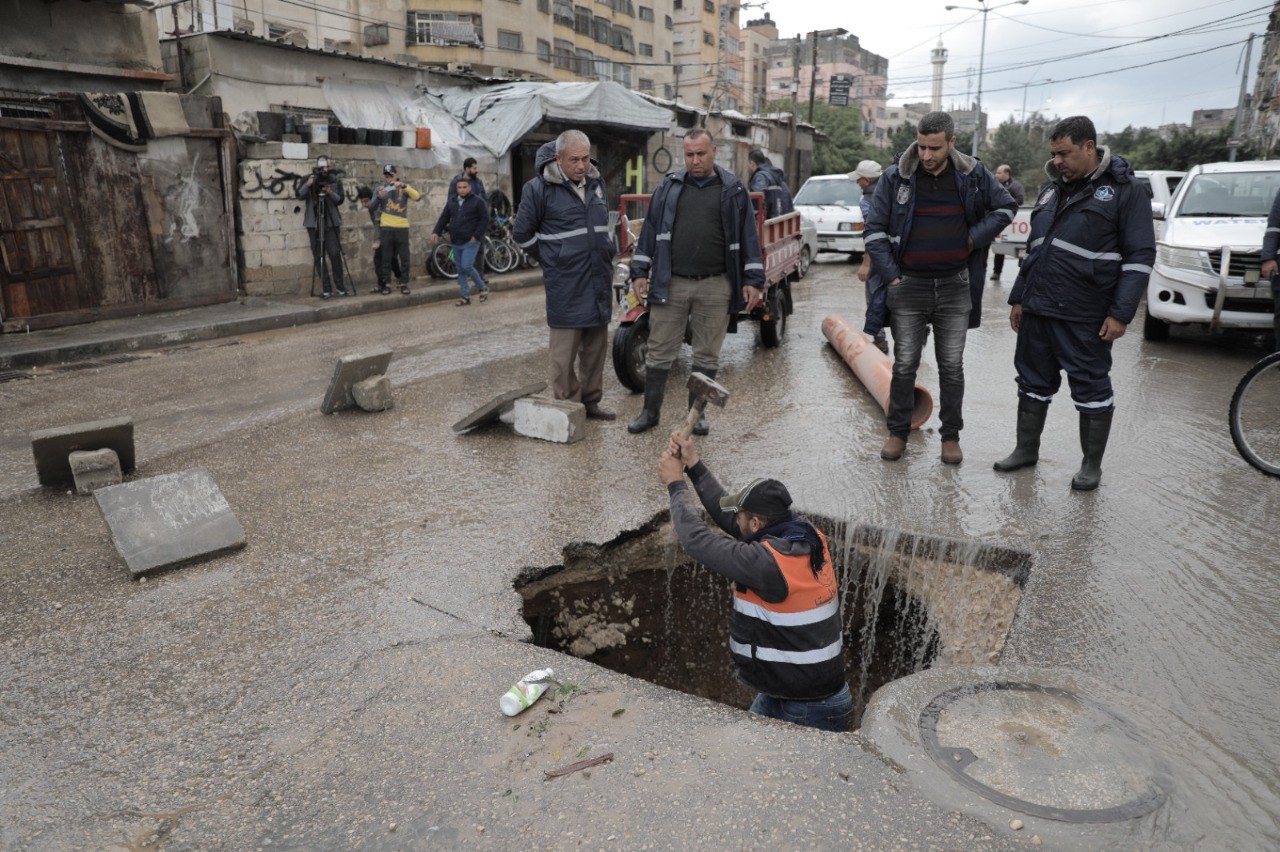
[719,478,792,518]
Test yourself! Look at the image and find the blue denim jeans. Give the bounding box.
[885,272,970,440]
[455,240,486,298]
[749,682,853,733]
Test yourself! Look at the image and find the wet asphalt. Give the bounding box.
[1,257,1278,849]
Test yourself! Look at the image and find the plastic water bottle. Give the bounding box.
[500,668,555,716]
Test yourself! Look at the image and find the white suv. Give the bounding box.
[1144,160,1280,341]
[794,174,864,257]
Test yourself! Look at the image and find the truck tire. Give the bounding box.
[760,287,787,348]
[612,313,649,393]
[1142,307,1170,342]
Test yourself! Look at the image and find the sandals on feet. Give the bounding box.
[478,289,489,302]
[399,284,410,295]
[455,297,471,306]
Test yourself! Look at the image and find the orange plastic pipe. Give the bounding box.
[822,314,934,431]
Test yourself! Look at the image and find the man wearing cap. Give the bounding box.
[377,164,421,295]
[850,159,888,352]
[657,432,851,732]
[447,157,485,202]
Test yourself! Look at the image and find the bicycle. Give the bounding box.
[1229,349,1280,477]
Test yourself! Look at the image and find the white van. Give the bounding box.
[793,174,864,257]
[1134,169,1185,241]
[1144,160,1280,341]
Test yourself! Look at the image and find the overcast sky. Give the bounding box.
[763,0,1272,133]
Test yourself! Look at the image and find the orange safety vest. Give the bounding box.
[728,530,845,701]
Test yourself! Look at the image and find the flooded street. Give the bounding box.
[1,257,1278,848]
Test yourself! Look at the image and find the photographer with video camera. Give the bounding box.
[295,156,348,298]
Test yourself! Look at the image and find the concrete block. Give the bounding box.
[352,375,394,412]
[453,382,547,433]
[267,200,288,215]
[239,232,271,253]
[284,231,312,250]
[281,141,308,159]
[514,396,586,444]
[95,469,246,578]
[31,416,135,489]
[242,249,263,269]
[321,348,394,414]
[69,448,122,495]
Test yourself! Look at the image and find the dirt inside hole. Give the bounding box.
[515,513,1030,725]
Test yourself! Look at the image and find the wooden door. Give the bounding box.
[0,125,82,321]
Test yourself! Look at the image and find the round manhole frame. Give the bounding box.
[918,680,1167,824]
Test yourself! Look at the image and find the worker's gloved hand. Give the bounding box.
[669,432,699,468]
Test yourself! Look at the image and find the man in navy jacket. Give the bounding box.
[995,115,1154,491]
[864,111,1016,465]
[513,130,616,420]
[628,129,765,435]
[431,177,490,304]
[1258,188,1280,350]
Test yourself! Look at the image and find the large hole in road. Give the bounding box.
[515,514,1032,726]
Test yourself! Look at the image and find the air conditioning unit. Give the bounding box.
[446,62,473,74]
[233,17,255,34]
[490,66,516,78]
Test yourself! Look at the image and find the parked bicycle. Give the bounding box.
[1229,349,1280,477]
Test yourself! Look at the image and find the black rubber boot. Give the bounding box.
[628,367,669,434]
[993,398,1050,472]
[1071,410,1113,491]
[689,368,717,436]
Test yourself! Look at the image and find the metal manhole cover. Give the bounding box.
[0,369,32,384]
[918,681,1167,823]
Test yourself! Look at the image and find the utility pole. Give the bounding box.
[788,35,800,194]
[806,31,819,125]
[1229,33,1255,162]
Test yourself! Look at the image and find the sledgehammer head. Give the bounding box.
[676,372,731,441]
[687,372,730,409]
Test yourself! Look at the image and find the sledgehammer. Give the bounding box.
[676,372,731,447]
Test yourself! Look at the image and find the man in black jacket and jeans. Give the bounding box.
[431,177,490,305]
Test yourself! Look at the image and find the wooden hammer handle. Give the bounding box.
[676,398,708,441]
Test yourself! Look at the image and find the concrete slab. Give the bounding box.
[320,348,393,414]
[30,416,135,489]
[452,382,547,433]
[94,469,246,578]
[69,448,122,495]
[351,375,394,412]
[514,395,586,444]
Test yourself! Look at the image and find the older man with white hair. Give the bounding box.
[513,130,617,419]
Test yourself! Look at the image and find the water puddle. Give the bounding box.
[514,513,1032,725]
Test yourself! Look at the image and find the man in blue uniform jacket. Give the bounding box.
[995,115,1155,491]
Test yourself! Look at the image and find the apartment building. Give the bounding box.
[765,31,889,143]
[740,13,777,115]
[161,0,674,95]
[671,0,742,109]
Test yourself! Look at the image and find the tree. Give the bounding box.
[984,117,1048,196]
[765,99,880,178]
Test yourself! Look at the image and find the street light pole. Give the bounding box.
[946,0,1028,156]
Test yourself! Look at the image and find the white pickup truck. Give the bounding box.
[992,205,1033,261]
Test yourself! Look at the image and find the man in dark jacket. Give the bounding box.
[990,164,1026,283]
[295,156,347,298]
[431,177,490,305]
[628,129,766,435]
[995,116,1154,491]
[658,431,850,732]
[747,150,794,218]
[513,130,616,420]
[851,159,888,351]
[447,156,486,202]
[864,111,1016,464]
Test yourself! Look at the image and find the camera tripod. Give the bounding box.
[307,180,356,299]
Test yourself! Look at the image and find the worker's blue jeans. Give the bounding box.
[749,682,853,733]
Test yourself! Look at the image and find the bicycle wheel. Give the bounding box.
[1229,351,1280,477]
[489,240,517,273]
[432,242,458,278]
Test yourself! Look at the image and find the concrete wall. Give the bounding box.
[238,142,512,296]
[0,0,167,93]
